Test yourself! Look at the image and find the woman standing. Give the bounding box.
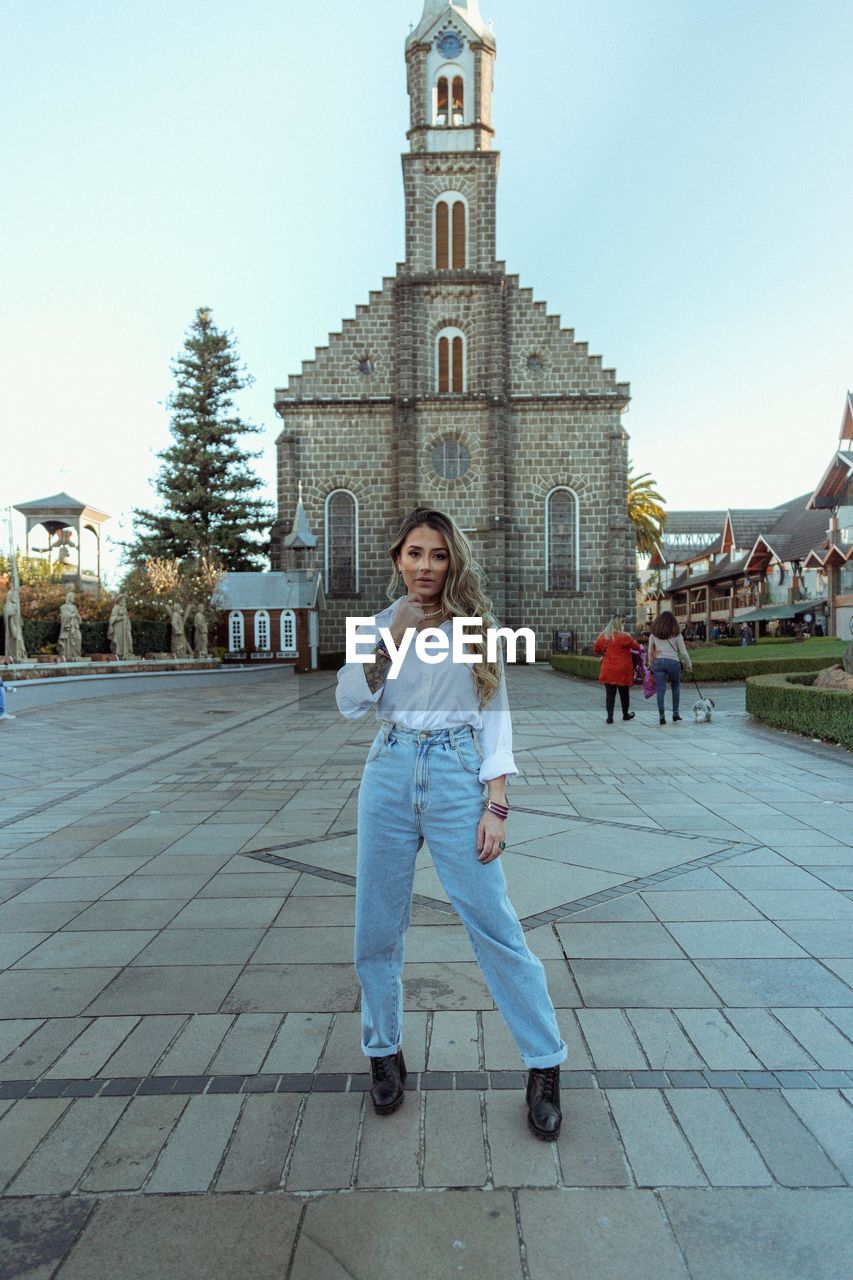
[336,508,567,1140]
[648,611,692,725]
[593,615,642,724]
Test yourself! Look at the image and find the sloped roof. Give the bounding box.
[669,555,749,592]
[215,572,324,611]
[663,511,727,538]
[409,0,492,46]
[14,492,110,520]
[808,451,853,510]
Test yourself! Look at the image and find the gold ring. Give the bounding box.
[499,841,506,850]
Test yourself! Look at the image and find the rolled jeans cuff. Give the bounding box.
[522,1040,569,1070]
[363,1044,402,1059]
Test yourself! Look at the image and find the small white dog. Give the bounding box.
[692,696,715,723]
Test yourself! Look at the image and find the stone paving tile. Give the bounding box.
[12,929,156,969]
[555,1088,630,1187]
[695,959,853,1007]
[666,920,809,958]
[825,958,853,985]
[170,896,285,928]
[154,1014,231,1075]
[65,899,184,930]
[208,1013,283,1074]
[427,1010,480,1070]
[144,1093,243,1192]
[356,1089,422,1187]
[6,1097,128,1194]
[661,1188,853,1280]
[273,894,355,925]
[665,1088,772,1186]
[519,1189,690,1280]
[485,1090,559,1186]
[45,1016,140,1078]
[57,1195,304,1280]
[130,926,264,967]
[782,1089,853,1182]
[605,1090,706,1186]
[0,1017,43,1065]
[86,964,243,1015]
[102,874,211,900]
[0,932,50,966]
[624,1009,705,1070]
[674,1010,763,1070]
[222,964,360,1013]
[555,922,686,958]
[738,889,853,919]
[292,1190,522,1280]
[777,920,853,957]
[722,1008,820,1069]
[215,1091,301,1191]
[0,900,90,931]
[197,870,299,897]
[286,1091,361,1190]
[80,1094,187,1191]
[772,1008,853,1068]
[263,1012,333,1072]
[0,1098,70,1191]
[0,969,119,1018]
[568,895,657,922]
[724,1089,846,1186]
[0,1196,96,1280]
[12,875,126,903]
[571,959,721,1007]
[422,1090,487,1187]
[98,1014,186,1076]
[576,1009,647,1069]
[0,1017,90,1081]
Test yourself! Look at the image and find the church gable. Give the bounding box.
[506,275,628,402]
[277,279,396,404]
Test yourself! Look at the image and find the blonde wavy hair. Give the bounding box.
[386,507,500,709]
[601,614,627,641]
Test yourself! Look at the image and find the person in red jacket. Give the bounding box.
[593,615,642,724]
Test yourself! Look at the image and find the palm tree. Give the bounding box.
[628,466,667,557]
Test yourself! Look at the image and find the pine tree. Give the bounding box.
[127,308,273,570]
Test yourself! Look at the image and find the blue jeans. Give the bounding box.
[652,659,681,716]
[355,722,567,1069]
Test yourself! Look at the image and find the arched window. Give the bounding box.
[436,76,449,126]
[545,487,580,592]
[452,76,464,125]
[281,610,296,654]
[436,327,466,394]
[228,610,244,652]
[434,194,467,269]
[324,489,359,594]
[254,609,270,651]
[434,70,465,126]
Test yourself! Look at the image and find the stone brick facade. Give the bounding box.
[270,1,633,657]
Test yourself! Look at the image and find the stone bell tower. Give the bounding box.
[272,0,633,655]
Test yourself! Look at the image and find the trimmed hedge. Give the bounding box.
[3,618,170,657]
[550,652,841,683]
[746,672,853,750]
[713,636,805,647]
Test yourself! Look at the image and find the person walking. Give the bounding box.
[648,611,692,725]
[593,615,642,724]
[336,507,567,1140]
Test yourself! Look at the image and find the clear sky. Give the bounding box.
[3,0,852,583]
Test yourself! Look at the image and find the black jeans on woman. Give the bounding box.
[604,684,631,722]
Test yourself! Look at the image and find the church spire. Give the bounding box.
[283,481,317,551]
[409,0,492,46]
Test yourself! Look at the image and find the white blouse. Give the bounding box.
[335,598,518,784]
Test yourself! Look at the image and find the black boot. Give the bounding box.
[526,1066,562,1141]
[369,1050,407,1116]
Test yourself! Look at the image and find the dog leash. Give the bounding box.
[691,673,710,702]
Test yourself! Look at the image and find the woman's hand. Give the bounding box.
[389,593,426,644]
[477,810,506,864]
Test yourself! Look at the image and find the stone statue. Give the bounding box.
[58,591,82,662]
[168,601,192,658]
[3,590,28,663]
[193,606,209,659]
[107,593,134,659]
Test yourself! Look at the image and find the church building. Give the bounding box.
[270,0,632,657]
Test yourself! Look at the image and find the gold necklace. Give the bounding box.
[421,606,445,619]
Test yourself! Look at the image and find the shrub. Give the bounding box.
[713,636,803,647]
[550,652,839,683]
[746,672,853,749]
[2,618,171,658]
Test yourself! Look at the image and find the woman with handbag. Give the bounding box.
[648,611,693,725]
[336,508,567,1140]
[593,615,642,724]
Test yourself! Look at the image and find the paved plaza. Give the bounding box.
[1,665,853,1278]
